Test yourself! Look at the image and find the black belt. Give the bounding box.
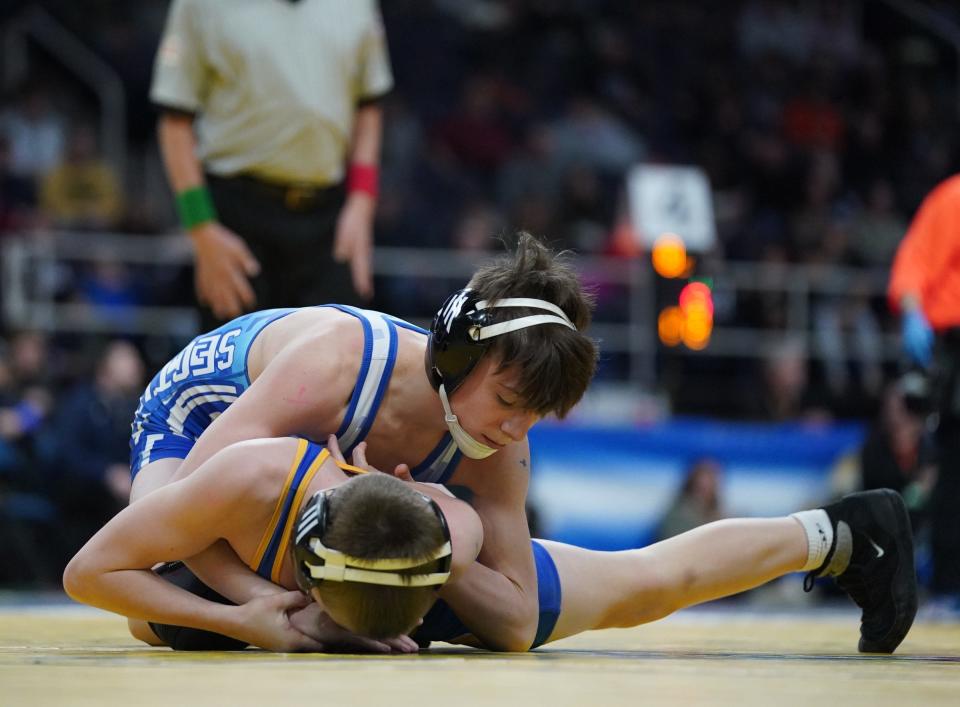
[208,173,343,211]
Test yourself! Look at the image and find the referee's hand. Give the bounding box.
[333,194,374,300]
[190,221,261,319]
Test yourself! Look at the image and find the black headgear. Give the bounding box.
[291,488,452,592]
[425,288,576,395]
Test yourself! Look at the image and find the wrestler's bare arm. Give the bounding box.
[64,440,320,651]
[166,332,358,604]
[172,329,359,483]
[436,441,538,652]
[186,539,282,602]
[413,483,485,579]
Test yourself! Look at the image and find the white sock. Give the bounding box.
[789,509,834,572]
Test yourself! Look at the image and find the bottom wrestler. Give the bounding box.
[64,437,917,654]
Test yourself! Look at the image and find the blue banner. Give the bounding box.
[528,418,865,550]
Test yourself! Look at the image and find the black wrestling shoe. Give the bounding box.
[803,489,917,654]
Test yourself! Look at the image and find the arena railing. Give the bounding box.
[0,231,898,387]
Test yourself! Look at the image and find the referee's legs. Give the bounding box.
[200,178,359,329]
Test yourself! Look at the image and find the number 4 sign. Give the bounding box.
[627,164,717,253]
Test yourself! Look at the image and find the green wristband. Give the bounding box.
[176,186,218,230]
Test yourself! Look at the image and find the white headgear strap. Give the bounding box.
[470,298,575,340]
[305,537,452,587]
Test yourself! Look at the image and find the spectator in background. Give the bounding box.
[828,376,935,583]
[450,201,503,254]
[0,336,57,585]
[655,458,725,541]
[849,178,906,268]
[859,380,935,514]
[790,150,843,257]
[744,336,832,421]
[0,135,37,234]
[378,95,423,193]
[40,124,123,229]
[896,85,956,211]
[548,95,645,178]
[0,86,65,181]
[0,333,57,570]
[557,164,612,253]
[807,2,861,70]
[435,75,514,189]
[0,345,24,477]
[843,105,894,197]
[46,340,145,558]
[809,218,884,408]
[397,132,478,249]
[0,332,55,461]
[888,174,960,599]
[150,0,393,327]
[75,259,144,331]
[496,126,560,212]
[737,0,813,65]
[781,74,845,155]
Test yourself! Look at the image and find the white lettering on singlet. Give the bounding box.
[189,336,217,376]
[154,328,242,395]
[140,433,165,467]
[217,329,240,369]
[166,384,239,434]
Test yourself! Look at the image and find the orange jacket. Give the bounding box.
[888,174,960,330]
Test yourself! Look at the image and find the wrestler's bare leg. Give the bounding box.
[128,619,166,646]
[539,517,807,643]
[129,458,183,503]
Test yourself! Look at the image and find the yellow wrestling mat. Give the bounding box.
[1,604,958,707]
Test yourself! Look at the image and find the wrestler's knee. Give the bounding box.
[128,618,165,646]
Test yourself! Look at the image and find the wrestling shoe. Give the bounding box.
[804,488,917,654]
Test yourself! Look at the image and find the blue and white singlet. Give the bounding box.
[129,305,461,483]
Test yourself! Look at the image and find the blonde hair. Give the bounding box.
[315,474,448,638]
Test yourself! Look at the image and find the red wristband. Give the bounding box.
[347,163,379,199]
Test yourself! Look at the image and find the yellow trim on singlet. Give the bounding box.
[334,459,370,476]
[250,438,309,572]
[269,447,330,583]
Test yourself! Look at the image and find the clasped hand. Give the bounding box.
[236,590,418,653]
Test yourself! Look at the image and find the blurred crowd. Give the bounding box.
[2,2,957,409]
[0,333,144,585]
[0,0,958,589]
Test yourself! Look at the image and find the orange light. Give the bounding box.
[658,306,685,346]
[651,233,688,278]
[678,281,714,350]
[683,302,713,349]
[683,329,711,350]
[679,281,714,317]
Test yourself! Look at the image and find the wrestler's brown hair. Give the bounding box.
[469,232,598,418]
[315,474,447,639]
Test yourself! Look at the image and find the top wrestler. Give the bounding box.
[126,232,598,651]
